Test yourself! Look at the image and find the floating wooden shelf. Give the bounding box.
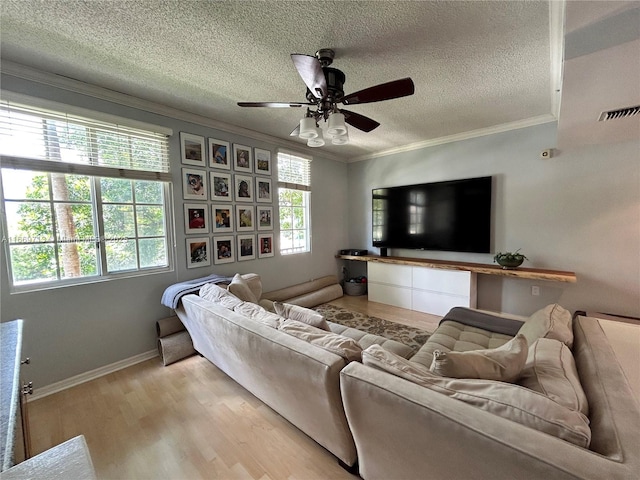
[336,254,577,283]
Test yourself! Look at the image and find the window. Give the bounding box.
[0,98,173,290]
[277,151,311,255]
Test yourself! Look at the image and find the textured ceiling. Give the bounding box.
[0,1,557,160]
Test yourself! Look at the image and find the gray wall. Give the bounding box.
[0,75,349,389]
[2,73,638,391]
[347,122,640,317]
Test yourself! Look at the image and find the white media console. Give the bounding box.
[338,254,576,317]
[367,262,476,316]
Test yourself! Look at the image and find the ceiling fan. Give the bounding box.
[237,48,415,146]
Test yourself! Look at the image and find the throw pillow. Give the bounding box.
[240,273,263,302]
[228,273,259,304]
[273,301,330,331]
[199,282,231,302]
[199,283,243,309]
[233,302,283,329]
[279,319,363,362]
[429,334,528,382]
[518,304,574,348]
[518,338,589,416]
[362,345,591,448]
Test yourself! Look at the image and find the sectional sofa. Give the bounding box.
[341,307,640,479]
[174,274,410,468]
[172,274,639,479]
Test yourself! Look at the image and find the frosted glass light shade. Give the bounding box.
[307,128,325,147]
[299,117,318,139]
[331,132,349,145]
[327,112,347,136]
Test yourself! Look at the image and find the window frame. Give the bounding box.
[277,150,312,255]
[1,167,175,294]
[0,97,174,293]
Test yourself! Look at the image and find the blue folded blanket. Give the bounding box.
[161,274,233,309]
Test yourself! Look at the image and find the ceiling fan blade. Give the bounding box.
[289,124,300,137]
[237,101,311,108]
[291,54,327,99]
[342,77,415,105]
[341,109,380,132]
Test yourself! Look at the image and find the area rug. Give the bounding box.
[313,303,431,352]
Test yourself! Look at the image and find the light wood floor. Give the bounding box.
[27,296,440,480]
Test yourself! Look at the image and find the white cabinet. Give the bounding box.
[368,262,476,316]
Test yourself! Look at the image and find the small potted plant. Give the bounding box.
[494,249,528,269]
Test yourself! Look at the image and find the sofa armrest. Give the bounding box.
[340,362,635,480]
[440,306,525,336]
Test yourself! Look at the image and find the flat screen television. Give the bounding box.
[372,176,492,253]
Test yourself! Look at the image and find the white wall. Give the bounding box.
[0,75,349,389]
[347,122,640,317]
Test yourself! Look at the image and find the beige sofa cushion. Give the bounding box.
[279,319,362,362]
[274,302,331,331]
[240,273,263,301]
[328,323,414,359]
[362,344,591,448]
[228,273,259,303]
[411,321,513,367]
[518,338,589,416]
[233,302,283,329]
[199,283,244,309]
[429,334,528,382]
[518,303,574,348]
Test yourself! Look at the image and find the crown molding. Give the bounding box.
[0,61,345,163]
[2,60,560,166]
[348,114,557,163]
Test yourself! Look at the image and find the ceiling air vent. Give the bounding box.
[598,105,640,121]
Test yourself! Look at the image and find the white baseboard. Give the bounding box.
[30,350,159,401]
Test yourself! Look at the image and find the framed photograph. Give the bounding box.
[258,233,274,258]
[234,174,254,202]
[233,144,253,173]
[236,205,254,232]
[209,138,230,170]
[237,234,256,261]
[256,178,272,203]
[257,206,273,231]
[213,236,235,264]
[210,172,232,201]
[184,203,209,234]
[212,204,233,233]
[254,148,272,175]
[182,168,207,200]
[186,237,211,268]
[180,132,206,166]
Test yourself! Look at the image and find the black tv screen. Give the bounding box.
[372,176,492,253]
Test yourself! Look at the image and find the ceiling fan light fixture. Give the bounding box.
[331,132,349,145]
[299,117,318,139]
[307,128,325,147]
[327,112,347,136]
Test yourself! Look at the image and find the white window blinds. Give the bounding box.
[0,101,171,181]
[277,150,311,191]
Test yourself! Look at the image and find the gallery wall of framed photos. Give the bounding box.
[180,132,275,269]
